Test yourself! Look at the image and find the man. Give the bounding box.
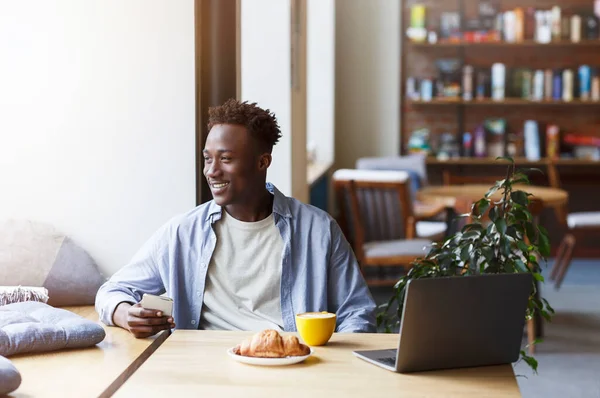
[95,99,376,338]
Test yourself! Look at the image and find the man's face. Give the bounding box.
[203,124,269,206]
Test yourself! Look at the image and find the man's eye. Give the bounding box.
[204,157,211,162]
[221,157,231,161]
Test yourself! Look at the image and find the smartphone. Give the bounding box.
[140,293,174,317]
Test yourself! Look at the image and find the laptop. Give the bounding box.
[354,273,532,373]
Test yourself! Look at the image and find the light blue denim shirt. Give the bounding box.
[96,183,376,333]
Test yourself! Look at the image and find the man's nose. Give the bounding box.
[205,161,221,177]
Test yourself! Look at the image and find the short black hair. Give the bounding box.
[207,99,282,153]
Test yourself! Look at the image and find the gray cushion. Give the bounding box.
[0,301,106,357]
[567,212,600,228]
[0,355,21,395]
[416,221,447,239]
[364,239,431,259]
[0,219,106,306]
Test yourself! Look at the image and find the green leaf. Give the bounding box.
[495,218,507,236]
[515,259,528,272]
[511,191,529,207]
[540,309,553,322]
[474,199,490,217]
[520,350,539,374]
[517,240,530,253]
[485,185,500,199]
[496,156,514,163]
[525,222,537,244]
[489,206,498,222]
[532,272,544,282]
[538,230,551,257]
[482,246,494,262]
[542,298,555,314]
[460,245,471,262]
[462,230,481,240]
[520,167,544,175]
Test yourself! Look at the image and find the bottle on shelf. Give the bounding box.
[524,120,541,161]
[462,65,474,101]
[579,65,592,100]
[533,70,544,100]
[553,69,563,100]
[562,69,574,102]
[551,6,562,41]
[492,63,506,101]
[571,15,582,42]
[592,72,600,101]
[544,69,553,100]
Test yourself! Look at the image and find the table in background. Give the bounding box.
[114,331,520,398]
[8,306,168,398]
[417,184,568,210]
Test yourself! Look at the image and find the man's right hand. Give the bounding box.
[113,302,176,338]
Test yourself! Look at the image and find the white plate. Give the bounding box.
[227,347,313,366]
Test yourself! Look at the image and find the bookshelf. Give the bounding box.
[409,98,600,106]
[400,0,600,257]
[409,39,600,48]
[400,0,600,159]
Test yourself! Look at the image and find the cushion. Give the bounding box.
[567,212,600,228]
[416,221,447,239]
[0,219,106,306]
[0,356,21,395]
[364,239,431,259]
[0,286,49,306]
[0,301,106,357]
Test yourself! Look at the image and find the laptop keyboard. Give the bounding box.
[376,350,398,367]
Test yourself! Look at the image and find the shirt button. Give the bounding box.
[191,320,197,325]
[196,291,201,297]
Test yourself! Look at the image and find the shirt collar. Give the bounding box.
[205,182,292,222]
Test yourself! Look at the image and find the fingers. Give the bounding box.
[129,304,163,318]
[126,303,176,338]
[129,323,173,339]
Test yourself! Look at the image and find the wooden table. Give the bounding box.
[8,306,168,398]
[114,331,521,397]
[417,184,569,209]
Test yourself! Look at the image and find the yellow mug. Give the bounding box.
[295,311,337,346]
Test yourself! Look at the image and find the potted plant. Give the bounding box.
[376,158,554,373]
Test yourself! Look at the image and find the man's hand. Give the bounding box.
[114,302,176,338]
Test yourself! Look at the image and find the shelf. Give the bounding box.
[409,40,600,48]
[408,99,600,106]
[426,158,600,166]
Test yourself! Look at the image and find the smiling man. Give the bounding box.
[95,99,376,338]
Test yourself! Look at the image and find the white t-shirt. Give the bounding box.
[199,210,284,331]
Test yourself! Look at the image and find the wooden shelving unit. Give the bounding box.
[409,39,600,48]
[400,0,600,157]
[426,157,600,166]
[409,98,600,106]
[400,0,600,257]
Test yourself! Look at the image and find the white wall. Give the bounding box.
[0,0,196,276]
[334,0,400,169]
[307,0,335,166]
[240,0,293,196]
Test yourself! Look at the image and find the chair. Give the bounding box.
[550,212,600,289]
[356,155,447,240]
[332,169,432,287]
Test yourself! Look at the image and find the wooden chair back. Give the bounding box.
[332,169,415,264]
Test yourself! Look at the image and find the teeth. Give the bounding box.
[212,182,229,189]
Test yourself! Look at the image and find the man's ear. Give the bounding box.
[258,153,272,171]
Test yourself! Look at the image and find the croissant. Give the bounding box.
[233,329,310,358]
